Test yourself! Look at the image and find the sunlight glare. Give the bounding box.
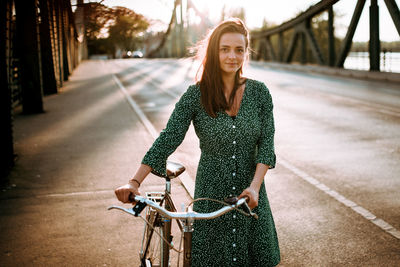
[188,8,202,25]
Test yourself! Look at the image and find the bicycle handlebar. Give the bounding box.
[108,196,256,220]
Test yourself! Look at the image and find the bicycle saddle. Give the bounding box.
[151,161,186,179]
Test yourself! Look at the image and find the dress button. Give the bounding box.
[233,214,236,219]
[232,172,236,176]
[232,228,236,233]
[232,186,236,190]
[233,258,237,262]
[233,140,236,144]
[232,125,236,129]
[232,155,236,159]
[233,243,236,248]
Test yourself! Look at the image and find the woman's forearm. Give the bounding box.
[250,163,269,191]
[239,163,269,209]
[129,164,152,185]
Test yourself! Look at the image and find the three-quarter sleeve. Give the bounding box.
[256,83,276,169]
[141,85,197,176]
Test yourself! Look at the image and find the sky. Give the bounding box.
[98,0,399,42]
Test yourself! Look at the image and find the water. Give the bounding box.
[344,52,400,73]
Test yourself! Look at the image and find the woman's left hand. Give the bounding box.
[239,187,259,210]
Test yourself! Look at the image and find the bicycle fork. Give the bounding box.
[161,178,173,267]
[164,178,193,267]
[162,207,171,267]
[182,207,194,267]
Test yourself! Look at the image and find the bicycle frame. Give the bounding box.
[109,196,249,267]
[162,178,183,267]
[141,178,183,267]
[111,161,256,266]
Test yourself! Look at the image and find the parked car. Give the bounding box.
[133,51,143,58]
[123,50,144,58]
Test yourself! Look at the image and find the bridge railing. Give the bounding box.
[250,0,400,72]
[1,0,81,180]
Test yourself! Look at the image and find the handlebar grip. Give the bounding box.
[128,193,136,203]
[129,195,146,216]
[224,196,258,219]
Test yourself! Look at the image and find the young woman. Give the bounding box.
[115,18,280,266]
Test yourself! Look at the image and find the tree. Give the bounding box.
[108,7,149,52]
[83,3,113,41]
[79,4,149,56]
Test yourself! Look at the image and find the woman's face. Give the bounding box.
[218,32,246,75]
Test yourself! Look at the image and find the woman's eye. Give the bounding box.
[221,48,228,52]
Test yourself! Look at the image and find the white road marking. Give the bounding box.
[278,156,400,240]
[37,190,112,198]
[112,74,159,138]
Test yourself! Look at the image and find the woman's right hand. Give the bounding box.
[114,182,140,204]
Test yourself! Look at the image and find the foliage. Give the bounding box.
[108,7,149,51]
[308,13,342,64]
[81,4,149,56]
[87,38,114,56]
[83,3,113,41]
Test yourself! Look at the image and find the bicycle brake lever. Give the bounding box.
[108,198,147,217]
[107,205,141,217]
[242,201,258,220]
[224,196,258,219]
[132,201,147,216]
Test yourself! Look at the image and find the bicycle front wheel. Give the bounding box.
[140,206,167,267]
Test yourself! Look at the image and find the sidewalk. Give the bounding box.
[0,60,191,266]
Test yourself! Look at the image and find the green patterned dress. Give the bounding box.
[142,79,280,266]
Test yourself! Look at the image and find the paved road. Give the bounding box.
[1,58,399,266]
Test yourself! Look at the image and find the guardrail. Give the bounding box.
[250,0,400,72]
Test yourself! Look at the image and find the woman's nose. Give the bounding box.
[228,51,235,59]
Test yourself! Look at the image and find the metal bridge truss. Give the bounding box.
[1,0,80,180]
[251,0,400,71]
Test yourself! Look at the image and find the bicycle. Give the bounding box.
[109,161,257,267]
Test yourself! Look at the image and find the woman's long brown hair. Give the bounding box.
[197,18,249,118]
